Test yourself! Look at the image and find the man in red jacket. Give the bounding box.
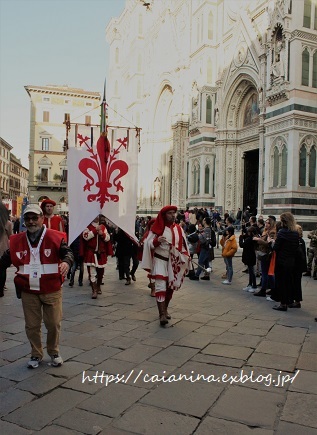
[0,204,73,369]
[41,198,65,233]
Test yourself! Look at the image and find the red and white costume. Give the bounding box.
[82,222,112,284]
[141,206,190,301]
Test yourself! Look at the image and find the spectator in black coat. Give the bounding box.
[239,226,258,291]
[272,212,299,311]
[289,225,307,308]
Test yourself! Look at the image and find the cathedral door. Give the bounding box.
[243,149,259,215]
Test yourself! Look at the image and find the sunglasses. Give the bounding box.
[24,215,41,222]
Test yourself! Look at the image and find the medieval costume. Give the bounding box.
[141,206,190,326]
[82,218,113,299]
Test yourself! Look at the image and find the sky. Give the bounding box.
[0,0,126,168]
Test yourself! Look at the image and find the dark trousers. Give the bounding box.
[275,263,294,305]
[247,265,256,288]
[0,269,6,296]
[70,257,84,284]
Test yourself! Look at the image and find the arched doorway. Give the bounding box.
[220,77,260,214]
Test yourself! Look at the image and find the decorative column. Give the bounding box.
[171,120,189,208]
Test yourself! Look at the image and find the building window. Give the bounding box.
[281,146,287,187]
[272,139,288,188]
[273,147,279,187]
[85,102,92,107]
[313,51,317,88]
[42,138,49,151]
[43,111,49,122]
[302,48,310,86]
[309,146,316,186]
[204,165,210,194]
[64,113,70,122]
[206,95,212,124]
[303,0,311,27]
[85,115,91,125]
[299,145,307,186]
[193,162,200,194]
[43,97,50,103]
[61,169,68,182]
[64,99,71,105]
[40,168,48,182]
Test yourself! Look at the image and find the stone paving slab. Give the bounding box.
[148,345,199,366]
[0,388,35,417]
[17,372,66,395]
[192,352,245,368]
[288,369,317,394]
[3,389,89,430]
[35,425,83,434]
[53,408,112,434]
[209,385,283,429]
[202,343,254,360]
[77,383,148,417]
[112,403,200,435]
[194,416,274,435]
[247,351,297,372]
[296,352,317,371]
[72,345,121,365]
[0,377,16,392]
[276,421,317,435]
[0,420,32,435]
[255,340,301,358]
[280,391,317,428]
[140,380,223,417]
[211,331,262,348]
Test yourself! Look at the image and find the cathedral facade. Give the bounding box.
[106,0,317,228]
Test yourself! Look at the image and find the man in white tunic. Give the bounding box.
[141,205,190,326]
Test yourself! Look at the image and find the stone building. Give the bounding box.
[25,85,100,208]
[0,137,12,200]
[106,0,317,227]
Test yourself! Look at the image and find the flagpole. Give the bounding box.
[101,77,107,135]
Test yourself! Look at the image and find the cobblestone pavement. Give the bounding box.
[1,247,316,434]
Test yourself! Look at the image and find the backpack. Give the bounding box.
[188,232,199,243]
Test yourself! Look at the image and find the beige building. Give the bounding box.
[9,153,28,200]
[25,85,100,208]
[0,137,12,200]
[106,0,317,228]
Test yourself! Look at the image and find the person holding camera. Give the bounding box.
[190,217,216,281]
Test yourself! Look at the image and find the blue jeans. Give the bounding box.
[224,257,233,282]
[261,259,275,290]
[195,249,210,277]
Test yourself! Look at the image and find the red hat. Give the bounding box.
[151,205,177,236]
[40,198,56,212]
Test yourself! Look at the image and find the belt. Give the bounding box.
[154,253,169,261]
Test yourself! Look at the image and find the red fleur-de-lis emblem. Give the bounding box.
[77,134,129,207]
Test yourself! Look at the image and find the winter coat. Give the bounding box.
[220,235,238,258]
[239,234,256,266]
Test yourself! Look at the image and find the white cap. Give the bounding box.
[23,204,43,216]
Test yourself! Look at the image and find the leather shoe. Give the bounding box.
[288,302,301,308]
[273,305,287,311]
[200,276,210,281]
[253,289,266,297]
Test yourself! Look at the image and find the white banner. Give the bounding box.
[67,127,139,244]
